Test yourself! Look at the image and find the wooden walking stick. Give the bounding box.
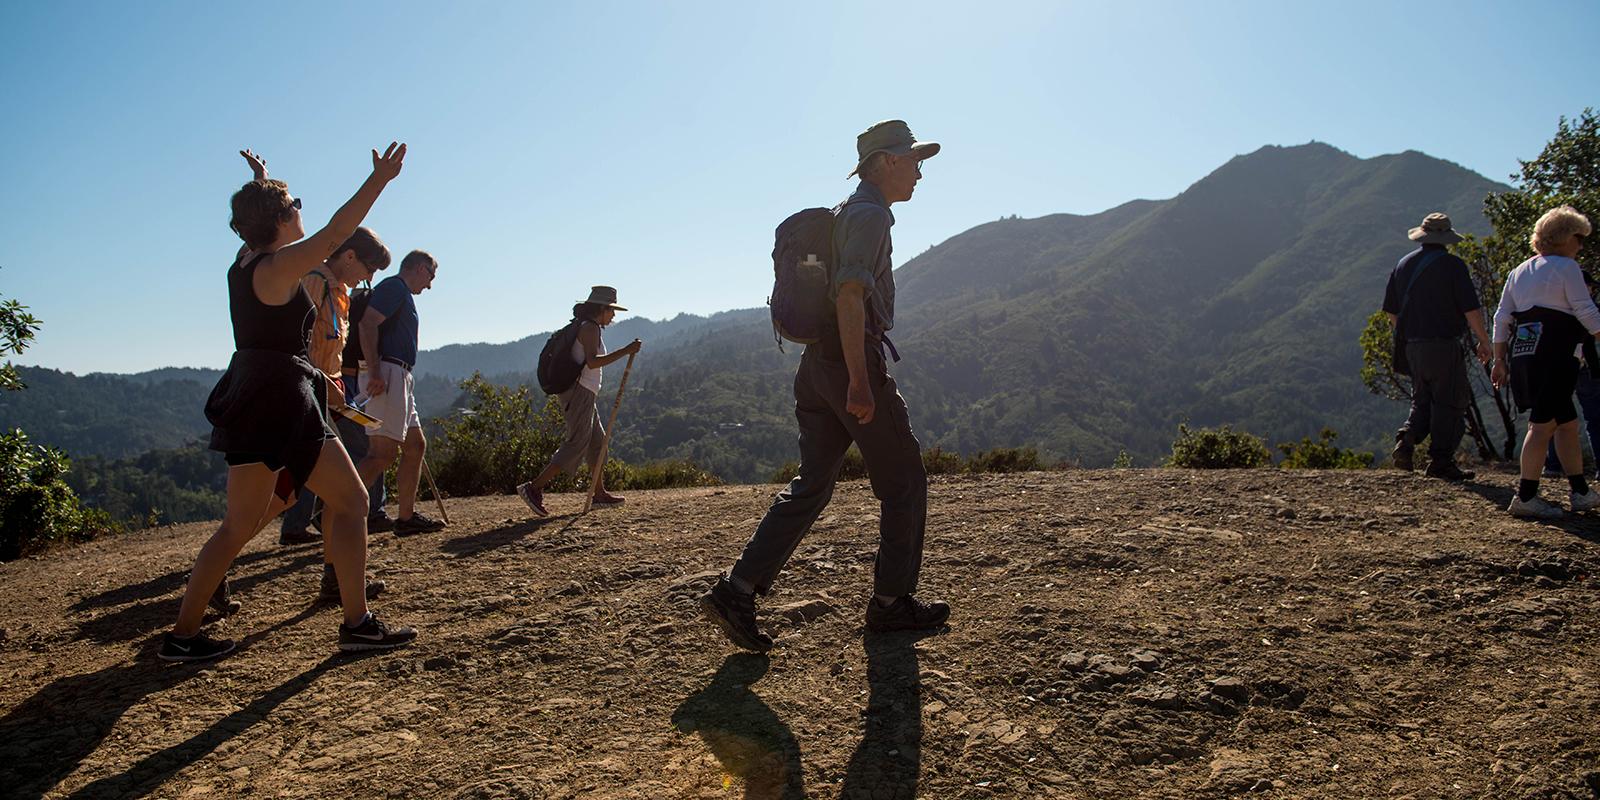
[584,351,637,513]
[420,456,450,525]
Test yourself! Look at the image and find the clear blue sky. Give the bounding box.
[2,0,1596,373]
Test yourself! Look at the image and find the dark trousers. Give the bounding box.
[1399,339,1470,461]
[730,345,927,597]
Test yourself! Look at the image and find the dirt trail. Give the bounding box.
[2,470,1599,799]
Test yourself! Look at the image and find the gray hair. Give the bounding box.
[858,151,891,182]
[1531,206,1593,255]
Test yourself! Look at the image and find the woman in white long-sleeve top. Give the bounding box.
[1491,205,1598,518]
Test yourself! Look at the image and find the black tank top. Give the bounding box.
[229,252,314,357]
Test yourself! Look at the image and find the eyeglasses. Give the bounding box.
[288,197,302,211]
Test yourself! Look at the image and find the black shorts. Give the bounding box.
[1528,355,1580,425]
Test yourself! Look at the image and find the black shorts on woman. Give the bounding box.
[1508,305,1600,425]
[205,252,337,499]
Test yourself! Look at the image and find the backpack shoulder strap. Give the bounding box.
[1397,249,1448,319]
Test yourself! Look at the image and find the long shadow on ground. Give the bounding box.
[438,515,563,558]
[1,606,323,800]
[71,546,311,612]
[672,653,804,799]
[840,630,930,800]
[73,552,325,644]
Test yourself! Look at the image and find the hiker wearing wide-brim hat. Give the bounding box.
[1408,212,1466,245]
[1383,211,1493,483]
[516,286,642,516]
[701,119,950,656]
[846,119,940,179]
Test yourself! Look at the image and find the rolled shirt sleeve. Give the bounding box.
[1492,276,1515,343]
[831,204,891,296]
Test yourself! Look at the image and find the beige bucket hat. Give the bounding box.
[579,285,628,311]
[1408,212,1465,245]
[847,120,940,178]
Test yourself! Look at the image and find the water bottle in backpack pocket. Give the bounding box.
[768,206,840,346]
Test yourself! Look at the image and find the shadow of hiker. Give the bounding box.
[74,552,324,644]
[438,515,562,558]
[839,630,932,800]
[71,546,309,613]
[1458,480,1600,543]
[672,653,804,799]
[59,651,365,800]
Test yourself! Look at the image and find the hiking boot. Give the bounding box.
[193,573,241,616]
[516,482,549,517]
[1508,494,1564,520]
[699,577,773,652]
[592,492,625,506]
[865,595,951,633]
[1391,439,1414,472]
[367,512,396,534]
[159,631,236,663]
[337,614,417,652]
[1572,489,1600,513]
[394,512,445,536]
[317,565,387,604]
[1424,462,1474,482]
[279,527,320,546]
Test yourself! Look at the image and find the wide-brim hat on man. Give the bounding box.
[847,119,940,178]
[1408,212,1464,245]
[580,286,628,311]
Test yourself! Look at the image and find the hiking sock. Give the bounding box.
[1570,475,1590,495]
[1519,479,1540,502]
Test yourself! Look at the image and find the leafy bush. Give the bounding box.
[1112,449,1134,468]
[966,446,1050,474]
[1277,428,1374,470]
[0,428,117,560]
[922,446,965,476]
[1166,424,1272,469]
[431,374,721,496]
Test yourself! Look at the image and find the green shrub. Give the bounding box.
[965,446,1049,474]
[1112,449,1134,468]
[922,446,965,476]
[0,428,117,560]
[768,444,1059,483]
[1166,424,1272,469]
[432,375,722,495]
[1277,428,1374,470]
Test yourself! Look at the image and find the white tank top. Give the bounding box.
[572,322,602,394]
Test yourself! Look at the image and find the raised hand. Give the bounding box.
[371,142,407,183]
[239,149,269,181]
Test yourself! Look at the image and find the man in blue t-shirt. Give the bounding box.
[356,249,445,535]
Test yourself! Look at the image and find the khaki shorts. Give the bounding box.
[359,361,421,442]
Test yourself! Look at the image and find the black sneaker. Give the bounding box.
[367,512,396,534]
[279,527,320,546]
[1424,462,1475,482]
[158,631,236,663]
[394,512,445,536]
[338,614,418,652]
[865,595,951,633]
[317,566,387,604]
[192,572,241,616]
[700,577,774,652]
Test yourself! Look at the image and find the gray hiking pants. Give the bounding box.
[730,344,927,597]
[1400,339,1470,461]
[548,385,605,475]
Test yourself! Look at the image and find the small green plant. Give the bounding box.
[769,445,1060,483]
[964,446,1050,474]
[1277,428,1374,470]
[1166,424,1272,469]
[1112,449,1133,469]
[0,428,117,560]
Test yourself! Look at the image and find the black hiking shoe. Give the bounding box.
[1424,462,1475,482]
[865,595,951,633]
[1391,439,1414,472]
[279,527,320,546]
[700,577,773,652]
[192,572,241,616]
[368,511,396,534]
[337,614,417,652]
[158,631,236,663]
[317,565,387,604]
[394,512,445,536]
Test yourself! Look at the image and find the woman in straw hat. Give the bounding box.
[516,286,642,516]
[1491,205,1600,519]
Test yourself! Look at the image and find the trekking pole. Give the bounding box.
[584,351,637,514]
[420,456,450,525]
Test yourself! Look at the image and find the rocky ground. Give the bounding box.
[2,469,1599,799]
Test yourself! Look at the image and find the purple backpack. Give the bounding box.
[768,200,863,346]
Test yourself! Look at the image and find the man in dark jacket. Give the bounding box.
[1382,212,1493,480]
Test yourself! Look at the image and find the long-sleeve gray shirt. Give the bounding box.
[830,180,896,335]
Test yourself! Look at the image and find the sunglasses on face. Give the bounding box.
[288,197,302,211]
